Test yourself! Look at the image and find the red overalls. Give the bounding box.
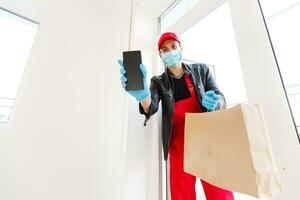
[169,73,234,200]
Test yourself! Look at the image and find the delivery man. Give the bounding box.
[117,32,234,200]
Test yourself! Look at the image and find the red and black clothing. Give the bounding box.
[169,72,234,200]
[139,63,233,200]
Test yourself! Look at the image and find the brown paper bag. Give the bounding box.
[184,103,282,198]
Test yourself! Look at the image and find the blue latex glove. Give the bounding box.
[201,90,220,111]
[117,59,150,102]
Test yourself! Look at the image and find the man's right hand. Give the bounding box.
[117,59,150,102]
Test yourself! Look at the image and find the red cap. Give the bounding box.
[158,32,180,50]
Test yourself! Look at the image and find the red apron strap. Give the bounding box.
[184,73,196,97]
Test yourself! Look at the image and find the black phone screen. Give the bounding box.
[122,50,144,90]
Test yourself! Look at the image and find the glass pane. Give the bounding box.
[180,2,247,107]
[260,0,300,138]
[0,97,14,123]
[0,106,11,123]
[0,8,38,124]
[260,0,300,19]
[160,0,201,32]
[287,93,300,126]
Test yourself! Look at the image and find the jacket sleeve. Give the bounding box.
[139,76,161,126]
[203,64,226,110]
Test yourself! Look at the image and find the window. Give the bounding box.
[259,0,300,140]
[179,2,247,106]
[159,0,201,33]
[0,7,38,124]
[159,0,248,106]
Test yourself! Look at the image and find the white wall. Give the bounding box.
[0,0,133,199]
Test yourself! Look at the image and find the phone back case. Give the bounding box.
[123,50,144,90]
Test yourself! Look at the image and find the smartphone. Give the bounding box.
[122,50,144,90]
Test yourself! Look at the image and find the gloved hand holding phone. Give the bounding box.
[117,59,150,102]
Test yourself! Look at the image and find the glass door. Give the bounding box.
[158,0,299,199]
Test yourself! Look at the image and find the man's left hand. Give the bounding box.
[201,90,220,111]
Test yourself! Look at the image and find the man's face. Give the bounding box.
[159,39,182,57]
